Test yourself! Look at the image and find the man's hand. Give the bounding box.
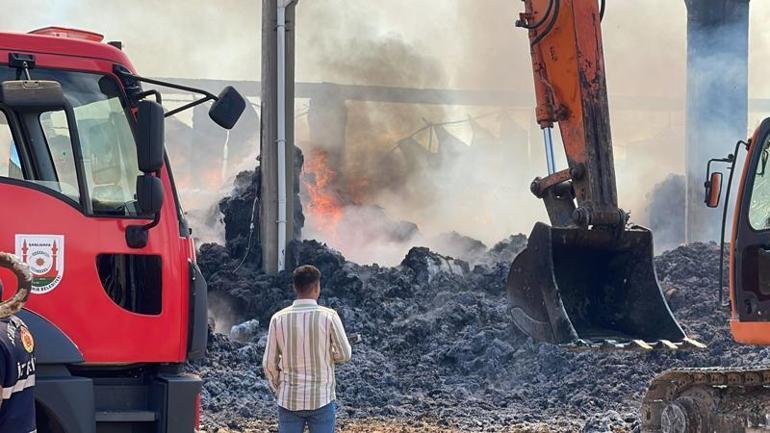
[330,312,352,364]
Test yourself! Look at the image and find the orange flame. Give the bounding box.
[302,149,344,239]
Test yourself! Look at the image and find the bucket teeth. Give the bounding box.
[560,337,705,351]
[683,337,707,349]
[631,339,654,351]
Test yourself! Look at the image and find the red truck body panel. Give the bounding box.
[0,31,134,71]
[0,30,195,364]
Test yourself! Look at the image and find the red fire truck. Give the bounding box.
[0,27,245,432]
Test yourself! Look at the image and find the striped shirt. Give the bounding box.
[262,299,352,411]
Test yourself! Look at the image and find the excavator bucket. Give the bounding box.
[507,222,702,350]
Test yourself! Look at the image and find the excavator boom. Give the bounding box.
[507,0,698,349]
[524,0,619,224]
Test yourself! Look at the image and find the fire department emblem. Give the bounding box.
[14,234,64,294]
[19,326,34,353]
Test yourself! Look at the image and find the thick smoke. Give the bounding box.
[292,1,696,264]
[7,1,770,262]
[292,1,546,264]
[165,103,261,245]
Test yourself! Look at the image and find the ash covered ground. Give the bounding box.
[190,170,770,432]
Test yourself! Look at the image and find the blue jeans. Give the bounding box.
[278,401,336,433]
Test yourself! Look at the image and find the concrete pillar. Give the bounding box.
[260,0,298,273]
[684,0,749,243]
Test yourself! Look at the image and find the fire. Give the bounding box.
[302,148,344,239]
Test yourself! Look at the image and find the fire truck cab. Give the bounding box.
[0,27,244,433]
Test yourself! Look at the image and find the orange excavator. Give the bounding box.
[510,1,770,431]
[507,0,699,350]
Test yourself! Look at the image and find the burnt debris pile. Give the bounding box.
[193,173,770,431]
[213,149,305,272]
[195,234,531,429]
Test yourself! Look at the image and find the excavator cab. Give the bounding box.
[508,0,698,349]
[706,118,770,345]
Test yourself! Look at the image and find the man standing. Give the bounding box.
[263,265,352,433]
[0,315,36,433]
[0,252,36,433]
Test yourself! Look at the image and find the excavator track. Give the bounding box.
[641,366,770,432]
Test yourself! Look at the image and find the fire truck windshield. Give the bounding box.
[0,67,143,217]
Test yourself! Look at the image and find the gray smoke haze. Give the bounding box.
[683,0,749,244]
[292,1,537,264]
[1,1,261,80]
[293,0,696,264]
[6,1,770,263]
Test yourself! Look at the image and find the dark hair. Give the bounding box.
[293,265,321,294]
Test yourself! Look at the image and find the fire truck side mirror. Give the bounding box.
[136,175,163,215]
[126,174,164,248]
[136,100,165,173]
[128,101,165,248]
[209,86,246,130]
[705,171,723,208]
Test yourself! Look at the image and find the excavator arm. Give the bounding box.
[522,0,622,229]
[506,0,700,349]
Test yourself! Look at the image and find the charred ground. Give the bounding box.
[190,170,769,433]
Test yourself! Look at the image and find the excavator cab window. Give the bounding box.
[758,149,768,177]
[748,138,770,230]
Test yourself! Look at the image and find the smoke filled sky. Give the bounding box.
[5,1,770,260]
[0,1,765,94]
[3,1,770,108]
[3,1,769,130]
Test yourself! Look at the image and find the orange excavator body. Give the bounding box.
[725,119,770,344]
[507,0,699,349]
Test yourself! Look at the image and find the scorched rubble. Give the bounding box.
[191,173,770,432]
